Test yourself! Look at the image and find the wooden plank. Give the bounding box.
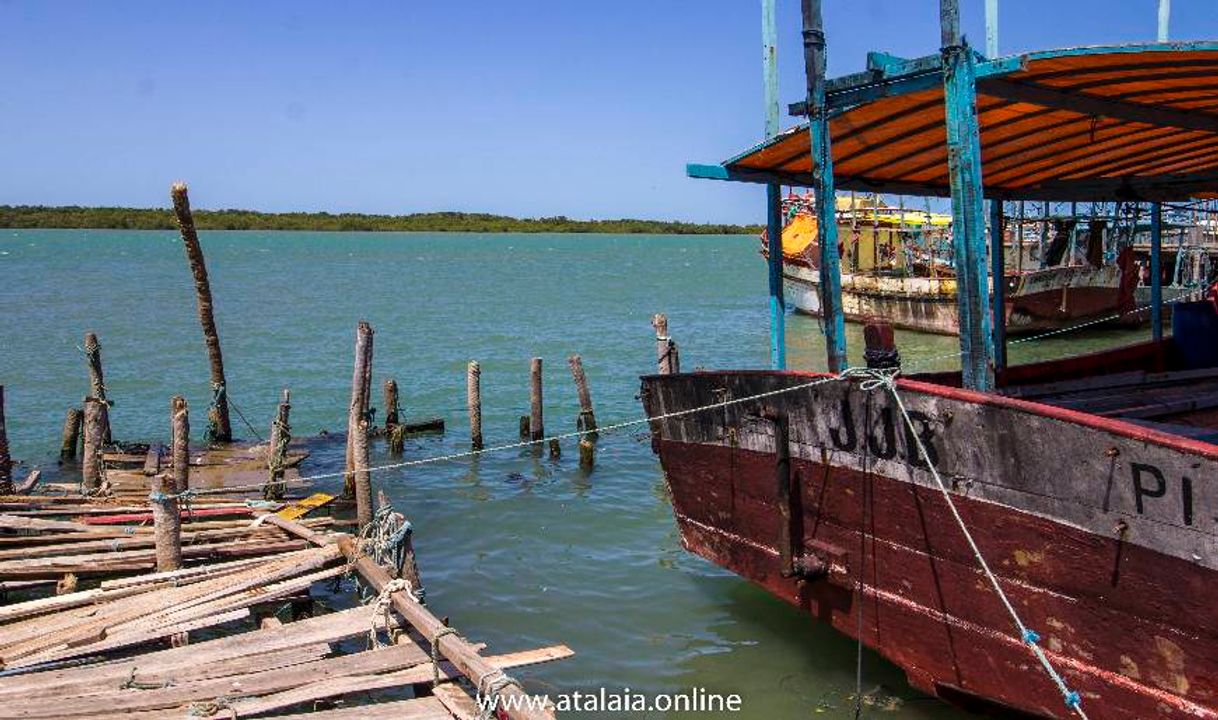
[0,605,383,700]
[233,697,453,720]
[433,683,483,720]
[203,645,572,720]
[276,492,336,521]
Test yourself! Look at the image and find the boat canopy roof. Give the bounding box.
[689,43,1218,202]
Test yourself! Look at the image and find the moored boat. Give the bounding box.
[672,2,1218,716]
[768,195,1138,335]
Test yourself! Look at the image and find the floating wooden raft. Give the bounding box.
[0,452,569,719]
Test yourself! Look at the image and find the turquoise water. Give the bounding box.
[0,230,1150,718]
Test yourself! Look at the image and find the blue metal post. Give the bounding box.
[941,0,995,391]
[802,0,847,372]
[989,199,1007,372]
[762,0,786,369]
[1151,201,1164,342]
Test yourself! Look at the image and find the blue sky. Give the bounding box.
[1,1,1214,224]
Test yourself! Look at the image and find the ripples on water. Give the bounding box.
[0,230,1149,718]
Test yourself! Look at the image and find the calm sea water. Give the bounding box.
[0,230,1151,718]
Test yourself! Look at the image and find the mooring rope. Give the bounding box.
[842,366,1089,718]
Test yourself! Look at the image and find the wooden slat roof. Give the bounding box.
[698,43,1218,201]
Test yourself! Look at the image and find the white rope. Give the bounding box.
[367,577,410,649]
[843,367,1089,718]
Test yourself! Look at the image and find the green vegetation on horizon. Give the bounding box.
[0,205,760,234]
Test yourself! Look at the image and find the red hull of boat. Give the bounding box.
[642,368,1218,719]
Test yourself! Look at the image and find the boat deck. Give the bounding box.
[1003,367,1218,444]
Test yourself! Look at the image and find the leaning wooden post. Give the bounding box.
[171,182,233,442]
[0,387,11,495]
[170,396,190,494]
[81,397,108,492]
[149,473,182,572]
[60,407,83,461]
[801,0,847,372]
[529,357,544,442]
[567,355,598,439]
[939,0,995,391]
[1151,201,1164,343]
[652,314,680,374]
[354,419,373,530]
[762,0,787,370]
[467,362,483,450]
[344,321,374,498]
[83,332,112,444]
[266,389,291,499]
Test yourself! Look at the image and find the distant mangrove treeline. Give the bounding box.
[0,205,760,235]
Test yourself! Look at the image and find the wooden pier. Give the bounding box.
[0,441,570,720]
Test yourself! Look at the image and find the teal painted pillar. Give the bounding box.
[1151,201,1164,342]
[941,0,995,391]
[762,0,786,369]
[989,199,1007,372]
[801,0,847,372]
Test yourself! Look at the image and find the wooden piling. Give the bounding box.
[529,358,544,442]
[171,182,232,443]
[83,332,113,444]
[518,415,531,441]
[0,386,10,495]
[548,438,561,460]
[652,314,680,374]
[567,355,598,439]
[59,407,82,461]
[266,389,290,500]
[354,419,373,531]
[149,473,182,572]
[344,321,374,499]
[170,396,190,494]
[467,362,483,451]
[81,397,109,492]
[578,438,595,469]
[383,380,400,429]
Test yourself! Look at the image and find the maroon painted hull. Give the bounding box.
[641,368,1218,719]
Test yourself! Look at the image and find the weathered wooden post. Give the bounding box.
[354,419,373,530]
[150,473,182,572]
[518,415,531,441]
[344,321,374,499]
[383,380,400,429]
[81,397,108,492]
[939,0,995,391]
[567,355,598,439]
[801,0,848,373]
[0,386,10,495]
[578,438,595,469]
[267,389,290,500]
[548,438,561,460]
[762,0,786,370]
[171,182,233,442]
[383,379,405,455]
[467,362,483,450]
[652,314,680,374]
[83,332,113,444]
[170,396,190,494]
[60,407,83,461]
[529,357,544,442]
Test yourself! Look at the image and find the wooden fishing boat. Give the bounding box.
[676,3,1218,715]
[769,200,1139,334]
[643,332,1218,718]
